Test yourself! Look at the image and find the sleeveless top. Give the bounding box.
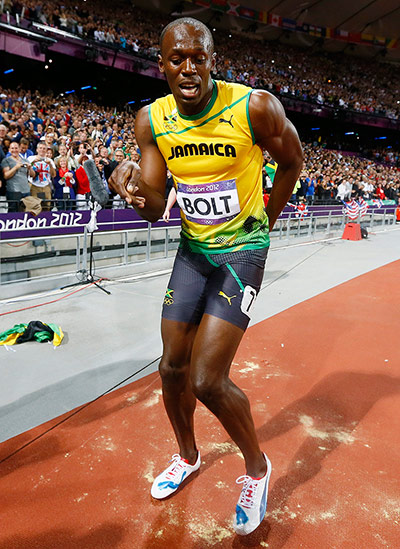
[149,79,269,254]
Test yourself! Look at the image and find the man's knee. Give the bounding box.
[191,373,224,408]
[159,356,189,385]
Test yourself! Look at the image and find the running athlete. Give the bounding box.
[110,17,303,535]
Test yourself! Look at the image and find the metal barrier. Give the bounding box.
[0,210,396,286]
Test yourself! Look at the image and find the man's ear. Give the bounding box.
[211,52,217,71]
[158,54,164,74]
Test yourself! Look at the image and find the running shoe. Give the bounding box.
[233,453,272,535]
[151,452,201,499]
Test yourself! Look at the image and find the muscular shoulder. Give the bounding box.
[135,105,155,147]
[248,90,286,143]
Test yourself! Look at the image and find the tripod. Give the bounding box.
[61,200,111,295]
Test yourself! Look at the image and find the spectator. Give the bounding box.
[1,141,34,212]
[104,148,127,208]
[29,141,56,210]
[374,184,386,200]
[54,156,76,210]
[19,137,34,160]
[74,156,91,209]
[54,143,77,170]
[305,174,316,204]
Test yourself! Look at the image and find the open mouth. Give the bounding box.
[179,83,200,98]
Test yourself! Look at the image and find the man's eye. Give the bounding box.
[196,58,205,64]
[171,58,181,66]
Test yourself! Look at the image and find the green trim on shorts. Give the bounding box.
[226,263,245,292]
[205,254,219,267]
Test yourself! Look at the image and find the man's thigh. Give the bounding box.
[204,247,269,331]
[161,248,211,326]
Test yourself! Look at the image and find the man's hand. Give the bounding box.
[109,160,145,207]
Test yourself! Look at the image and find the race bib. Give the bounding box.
[177,179,240,225]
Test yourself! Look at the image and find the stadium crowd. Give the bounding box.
[2,0,400,119]
[1,85,399,214]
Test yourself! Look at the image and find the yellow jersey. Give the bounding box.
[149,79,269,253]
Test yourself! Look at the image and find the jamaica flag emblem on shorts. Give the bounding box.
[164,288,174,306]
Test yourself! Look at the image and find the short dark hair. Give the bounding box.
[160,17,214,55]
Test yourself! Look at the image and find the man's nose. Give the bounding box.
[182,57,196,74]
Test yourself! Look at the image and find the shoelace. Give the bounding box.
[236,475,259,508]
[165,454,185,480]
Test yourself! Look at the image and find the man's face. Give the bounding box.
[158,24,215,115]
[9,142,20,156]
[100,146,108,158]
[114,150,124,162]
[20,142,28,153]
[37,143,46,157]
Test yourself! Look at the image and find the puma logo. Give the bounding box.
[218,291,237,305]
[219,114,234,128]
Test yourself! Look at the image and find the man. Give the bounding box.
[110,18,302,535]
[18,137,35,160]
[1,141,34,212]
[29,141,56,210]
[0,124,7,155]
[44,130,58,155]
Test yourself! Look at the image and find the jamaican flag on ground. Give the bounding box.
[0,321,64,347]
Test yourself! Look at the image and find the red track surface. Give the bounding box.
[1,260,399,548]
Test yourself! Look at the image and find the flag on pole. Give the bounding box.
[238,6,257,19]
[288,202,309,219]
[372,199,383,208]
[357,197,368,217]
[226,1,239,15]
[211,0,227,12]
[270,13,282,27]
[342,199,359,220]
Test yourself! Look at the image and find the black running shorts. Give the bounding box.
[162,245,269,331]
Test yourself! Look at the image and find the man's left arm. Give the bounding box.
[249,90,303,229]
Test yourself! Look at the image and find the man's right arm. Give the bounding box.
[2,159,21,180]
[109,106,167,223]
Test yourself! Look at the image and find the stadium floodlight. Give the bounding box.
[3,69,14,74]
[374,136,387,140]
[311,127,320,131]
[65,90,75,94]
[345,132,355,135]
[81,86,92,90]
[127,101,136,104]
